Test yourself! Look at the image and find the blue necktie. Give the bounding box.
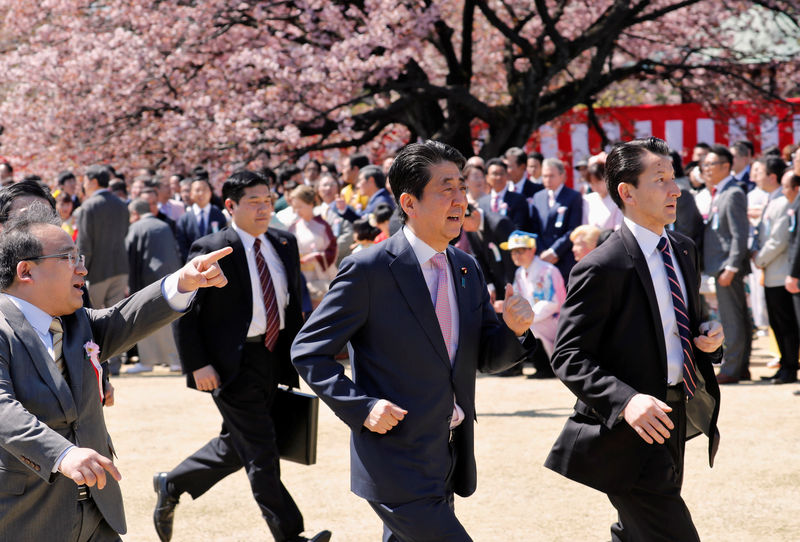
[656,237,697,398]
[198,209,206,236]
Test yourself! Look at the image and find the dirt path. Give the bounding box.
[106,335,800,541]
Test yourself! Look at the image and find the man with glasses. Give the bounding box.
[701,145,752,384]
[0,205,231,541]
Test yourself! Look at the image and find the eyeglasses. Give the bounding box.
[25,251,85,269]
[700,161,726,168]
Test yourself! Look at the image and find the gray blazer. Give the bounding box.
[76,190,130,283]
[702,177,750,276]
[0,280,182,540]
[126,215,182,293]
[754,195,791,287]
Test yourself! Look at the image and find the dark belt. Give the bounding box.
[666,384,685,403]
[77,484,90,501]
[245,334,265,344]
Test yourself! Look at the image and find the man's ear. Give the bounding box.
[15,260,34,284]
[399,193,415,219]
[224,198,236,214]
[618,182,634,208]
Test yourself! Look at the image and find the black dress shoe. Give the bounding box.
[153,472,179,542]
[771,373,798,385]
[495,365,524,377]
[761,370,783,381]
[290,531,332,542]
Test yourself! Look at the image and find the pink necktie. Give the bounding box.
[491,194,499,213]
[253,238,280,351]
[431,253,453,364]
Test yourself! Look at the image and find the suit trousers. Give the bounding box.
[166,342,304,541]
[367,437,472,542]
[715,272,752,378]
[764,286,800,375]
[87,274,128,374]
[607,394,700,542]
[69,498,121,542]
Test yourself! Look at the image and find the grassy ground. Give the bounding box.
[106,333,799,541]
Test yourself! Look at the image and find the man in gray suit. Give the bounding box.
[701,145,752,384]
[125,198,184,373]
[76,165,131,375]
[0,207,231,542]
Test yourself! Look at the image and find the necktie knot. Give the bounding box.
[253,237,261,251]
[49,317,63,335]
[431,253,447,271]
[657,236,668,254]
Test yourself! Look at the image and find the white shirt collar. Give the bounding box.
[623,216,666,257]
[490,186,507,199]
[402,225,442,266]
[231,222,267,251]
[192,203,211,214]
[3,293,54,337]
[548,184,564,199]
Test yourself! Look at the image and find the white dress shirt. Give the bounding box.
[402,226,464,428]
[232,223,289,336]
[191,203,211,233]
[624,217,688,385]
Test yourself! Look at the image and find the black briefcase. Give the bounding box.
[271,386,319,465]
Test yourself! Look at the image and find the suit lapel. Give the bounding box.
[266,229,294,282]
[618,224,668,377]
[386,233,451,368]
[0,296,78,421]
[447,247,470,369]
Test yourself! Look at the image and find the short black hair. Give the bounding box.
[0,180,57,224]
[588,160,606,181]
[191,166,209,181]
[349,154,370,170]
[277,165,301,186]
[605,137,671,210]
[57,171,76,186]
[504,147,527,167]
[359,165,385,189]
[129,198,151,215]
[22,174,42,183]
[86,164,111,188]
[732,139,754,157]
[222,170,269,204]
[485,158,507,171]
[109,180,128,196]
[694,142,711,151]
[352,217,380,242]
[707,144,733,166]
[0,203,61,289]
[388,140,465,224]
[529,152,544,163]
[190,177,214,192]
[757,156,787,180]
[372,202,394,224]
[669,150,685,179]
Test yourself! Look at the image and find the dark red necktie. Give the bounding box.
[253,238,280,351]
[657,237,697,398]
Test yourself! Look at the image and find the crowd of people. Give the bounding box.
[0,132,798,542]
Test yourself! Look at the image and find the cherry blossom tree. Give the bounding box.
[0,0,797,179]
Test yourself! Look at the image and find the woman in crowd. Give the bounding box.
[288,185,337,308]
[370,202,394,243]
[56,191,78,240]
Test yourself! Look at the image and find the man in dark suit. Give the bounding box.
[153,171,330,542]
[545,137,724,542]
[529,158,583,281]
[292,140,535,542]
[701,145,752,384]
[175,178,227,262]
[76,165,130,375]
[504,147,543,199]
[140,187,177,236]
[0,205,231,542]
[478,158,531,232]
[462,204,516,303]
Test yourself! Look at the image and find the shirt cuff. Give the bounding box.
[53,445,74,473]
[724,266,739,273]
[162,273,196,312]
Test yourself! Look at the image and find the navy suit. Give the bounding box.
[175,205,227,262]
[478,190,531,232]
[291,230,533,541]
[530,185,583,280]
[514,178,544,199]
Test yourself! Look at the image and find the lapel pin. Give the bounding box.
[281,239,288,245]
[460,267,467,288]
[683,250,688,255]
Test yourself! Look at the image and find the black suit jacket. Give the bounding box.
[478,190,532,232]
[515,178,544,199]
[544,224,722,493]
[786,197,800,280]
[466,211,516,300]
[175,205,227,262]
[174,226,302,390]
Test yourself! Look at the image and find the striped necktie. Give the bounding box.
[49,317,69,382]
[253,238,280,351]
[656,237,697,398]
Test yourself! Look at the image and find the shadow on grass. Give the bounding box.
[479,407,573,418]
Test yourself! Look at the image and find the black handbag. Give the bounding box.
[271,386,319,465]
